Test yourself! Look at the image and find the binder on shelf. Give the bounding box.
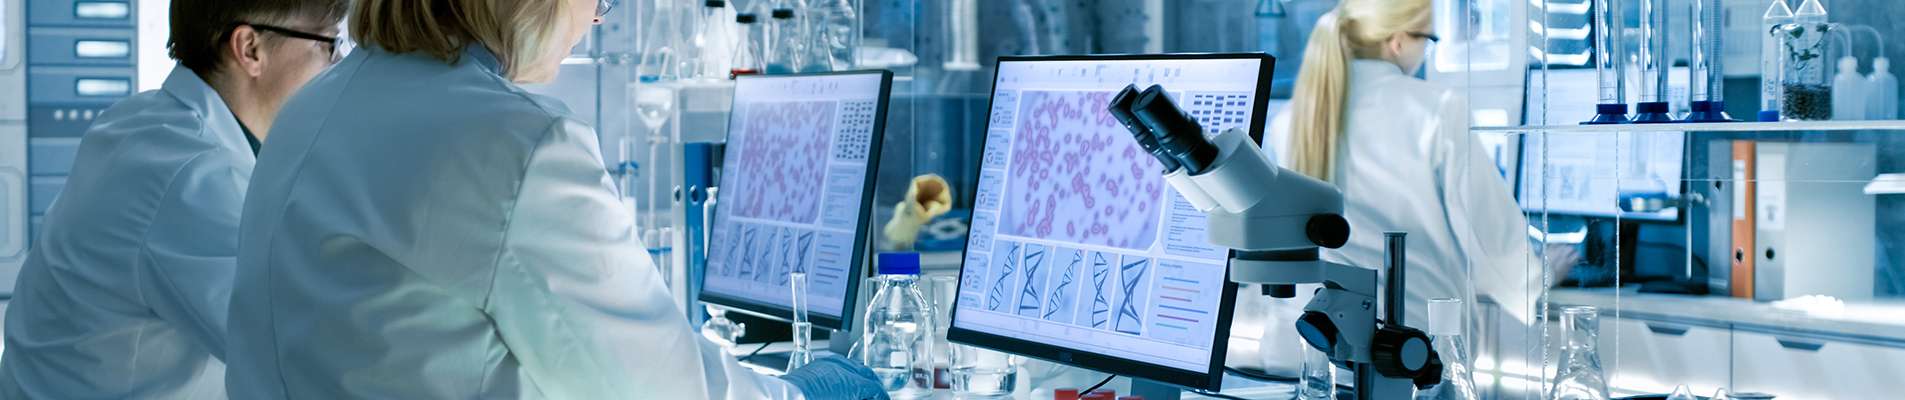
[1730,141,1755,299]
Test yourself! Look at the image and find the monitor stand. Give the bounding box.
[1130,379,1184,400]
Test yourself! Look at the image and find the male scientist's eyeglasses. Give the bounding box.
[240,23,348,64]
[597,0,618,17]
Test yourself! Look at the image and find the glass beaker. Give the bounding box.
[1549,306,1610,400]
[949,343,1017,398]
[1299,345,1335,400]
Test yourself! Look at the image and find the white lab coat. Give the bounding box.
[1235,60,1542,373]
[225,46,796,399]
[0,67,249,399]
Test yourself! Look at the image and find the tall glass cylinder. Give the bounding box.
[1690,0,1721,104]
[1640,0,1667,104]
[1587,0,1628,124]
[1549,306,1610,400]
[1761,0,1794,120]
[788,271,813,370]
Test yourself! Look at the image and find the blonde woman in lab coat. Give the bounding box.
[224,0,885,398]
[1233,0,1569,373]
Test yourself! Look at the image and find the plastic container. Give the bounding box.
[1548,306,1610,400]
[1586,0,1629,124]
[1870,57,1899,120]
[730,12,763,77]
[764,1,804,73]
[1778,0,1831,121]
[862,253,935,398]
[1832,56,1866,120]
[1760,0,1794,121]
[1417,298,1478,400]
[808,0,858,72]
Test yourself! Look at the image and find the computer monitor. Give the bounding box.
[1517,131,1687,222]
[700,70,893,331]
[948,54,1272,391]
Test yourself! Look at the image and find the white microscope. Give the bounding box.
[1108,85,1443,399]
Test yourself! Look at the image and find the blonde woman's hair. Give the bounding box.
[350,0,578,81]
[1287,0,1432,182]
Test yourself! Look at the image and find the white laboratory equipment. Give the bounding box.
[861,254,934,398]
[1871,57,1898,120]
[1832,56,1864,121]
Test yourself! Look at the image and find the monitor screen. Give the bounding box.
[1518,132,1687,222]
[948,54,1270,390]
[700,71,893,331]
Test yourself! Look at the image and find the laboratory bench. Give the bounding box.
[1538,287,1905,399]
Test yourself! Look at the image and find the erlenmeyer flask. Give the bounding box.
[1549,306,1610,400]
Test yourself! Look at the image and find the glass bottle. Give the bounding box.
[693,0,734,80]
[1760,0,1794,121]
[1417,298,1478,400]
[862,254,935,398]
[1779,0,1830,120]
[764,0,803,74]
[1632,0,1673,122]
[1686,0,1733,122]
[731,12,763,77]
[1549,306,1610,400]
[1299,345,1336,400]
[809,0,858,72]
[1587,0,1628,124]
[787,270,814,371]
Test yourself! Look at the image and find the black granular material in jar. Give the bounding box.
[1782,83,1831,120]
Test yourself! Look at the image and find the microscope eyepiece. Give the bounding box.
[1108,85,1182,172]
[1131,85,1220,175]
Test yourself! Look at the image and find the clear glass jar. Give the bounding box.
[862,269,935,398]
[1549,306,1610,400]
[1778,0,1831,120]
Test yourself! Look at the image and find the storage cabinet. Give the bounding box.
[1730,330,1905,400]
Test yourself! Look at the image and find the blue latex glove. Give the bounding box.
[780,355,890,400]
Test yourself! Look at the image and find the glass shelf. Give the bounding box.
[1474,120,1905,133]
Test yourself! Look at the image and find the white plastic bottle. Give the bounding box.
[1869,57,1899,120]
[1832,56,1865,120]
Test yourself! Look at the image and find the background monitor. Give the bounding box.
[1517,131,1688,222]
[947,54,1271,391]
[700,70,893,331]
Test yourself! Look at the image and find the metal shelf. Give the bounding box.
[1473,120,1905,133]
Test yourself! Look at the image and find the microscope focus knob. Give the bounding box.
[1370,326,1435,379]
[1294,311,1338,353]
[1305,214,1350,249]
[1412,349,1446,389]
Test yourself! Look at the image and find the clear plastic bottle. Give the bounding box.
[693,0,734,80]
[809,0,858,72]
[764,1,803,74]
[1417,298,1478,400]
[731,12,763,77]
[1760,0,1794,121]
[861,254,935,398]
[1549,306,1610,400]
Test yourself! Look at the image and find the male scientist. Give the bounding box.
[0,0,347,397]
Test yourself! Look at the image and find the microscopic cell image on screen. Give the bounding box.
[1000,90,1168,250]
[727,101,837,224]
[701,72,888,326]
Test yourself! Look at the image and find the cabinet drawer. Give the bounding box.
[27,28,135,66]
[1731,330,1905,399]
[1601,319,1731,395]
[28,0,134,28]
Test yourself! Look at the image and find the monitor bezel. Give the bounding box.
[946,53,1272,391]
[697,69,895,332]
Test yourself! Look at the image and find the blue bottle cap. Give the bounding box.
[877,252,921,275]
[1758,110,1781,122]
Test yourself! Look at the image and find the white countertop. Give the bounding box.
[1548,287,1905,344]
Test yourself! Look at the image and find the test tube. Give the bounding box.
[1633,0,1673,123]
[1686,0,1733,121]
[1587,0,1629,124]
[788,270,813,370]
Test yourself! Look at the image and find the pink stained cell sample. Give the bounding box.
[1000,91,1165,250]
[730,101,837,224]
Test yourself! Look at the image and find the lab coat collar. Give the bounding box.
[463,45,505,78]
[1349,59,1406,80]
[162,66,253,157]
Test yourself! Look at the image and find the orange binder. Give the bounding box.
[1730,141,1756,299]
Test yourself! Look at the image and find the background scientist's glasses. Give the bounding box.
[240,23,351,64]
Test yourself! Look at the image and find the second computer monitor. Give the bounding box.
[1518,132,1687,222]
[948,54,1271,391]
[699,70,893,331]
